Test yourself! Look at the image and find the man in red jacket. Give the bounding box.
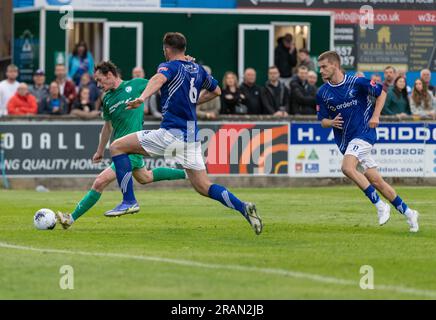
[7,82,38,115]
[55,63,76,112]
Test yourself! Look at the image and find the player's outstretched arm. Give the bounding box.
[198,86,221,106]
[369,90,387,128]
[126,73,167,110]
[93,121,113,163]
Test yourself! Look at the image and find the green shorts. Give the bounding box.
[110,154,146,172]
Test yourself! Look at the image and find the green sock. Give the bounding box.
[71,189,102,221]
[152,167,186,182]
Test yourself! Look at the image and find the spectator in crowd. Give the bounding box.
[68,41,95,86]
[421,68,435,97]
[239,68,263,114]
[148,92,162,119]
[79,73,100,103]
[220,71,247,115]
[382,76,411,118]
[274,34,297,87]
[39,81,68,115]
[132,66,145,79]
[261,66,290,117]
[370,73,382,84]
[410,78,436,119]
[296,48,315,72]
[0,64,20,116]
[398,70,412,95]
[28,69,49,106]
[307,70,318,88]
[355,71,365,78]
[7,82,38,115]
[290,65,317,115]
[197,65,220,120]
[71,86,100,119]
[383,65,397,88]
[55,63,76,112]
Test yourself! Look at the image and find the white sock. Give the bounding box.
[404,208,414,218]
[374,200,386,211]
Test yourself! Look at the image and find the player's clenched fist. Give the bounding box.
[126,98,144,110]
[92,152,103,163]
[331,113,344,129]
[368,115,380,128]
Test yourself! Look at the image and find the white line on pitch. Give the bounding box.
[1,241,435,299]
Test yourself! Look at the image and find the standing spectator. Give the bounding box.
[39,81,68,115]
[239,68,263,114]
[55,63,76,112]
[261,66,290,117]
[79,73,100,104]
[68,41,95,86]
[132,66,145,79]
[290,66,317,115]
[307,70,318,88]
[197,65,220,120]
[371,73,382,84]
[220,71,247,115]
[274,34,297,87]
[382,76,410,117]
[28,69,49,106]
[410,78,436,119]
[7,83,38,115]
[71,87,100,119]
[0,64,20,116]
[296,48,315,72]
[398,70,412,95]
[383,66,397,88]
[421,68,435,97]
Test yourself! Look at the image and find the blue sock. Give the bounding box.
[208,184,245,215]
[363,185,380,204]
[391,195,409,215]
[112,154,136,203]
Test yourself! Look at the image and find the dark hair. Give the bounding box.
[384,65,396,72]
[94,61,118,77]
[299,48,309,55]
[283,33,293,43]
[163,32,187,52]
[318,51,341,65]
[297,65,308,72]
[412,79,431,110]
[393,76,410,108]
[73,41,88,59]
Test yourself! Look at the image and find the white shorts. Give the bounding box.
[344,138,377,171]
[136,128,206,170]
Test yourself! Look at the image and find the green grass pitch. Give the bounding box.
[0,186,435,299]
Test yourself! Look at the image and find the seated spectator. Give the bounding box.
[29,69,49,106]
[7,83,38,115]
[39,81,68,115]
[410,78,436,119]
[239,68,262,114]
[220,71,247,115]
[132,66,145,79]
[148,91,162,119]
[382,76,411,117]
[71,87,100,119]
[0,64,20,116]
[55,63,76,112]
[307,70,318,89]
[261,66,290,117]
[197,66,220,120]
[296,48,315,72]
[68,41,95,86]
[370,73,382,83]
[79,73,100,103]
[421,68,435,97]
[290,66,317,115]
[398,70,412,95]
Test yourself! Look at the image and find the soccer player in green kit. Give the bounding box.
[56,61,186,229]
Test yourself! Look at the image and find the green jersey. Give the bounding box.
[102,78,148,140]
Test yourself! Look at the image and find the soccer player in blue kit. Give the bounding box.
[316,51,419,232]
[104,32,263,235]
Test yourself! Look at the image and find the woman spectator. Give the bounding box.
[68,41,95,86]
[220,71,247,114]
[382,76,411,118]
[71,87,100,119]
[410,78,436,119]
[7,83,38,115]
[79,73,100,103]
[39,82,68,115]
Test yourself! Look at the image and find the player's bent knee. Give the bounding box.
[92,176,110,192]
[341,165,355,177]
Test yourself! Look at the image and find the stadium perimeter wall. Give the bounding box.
[1,115,436,190]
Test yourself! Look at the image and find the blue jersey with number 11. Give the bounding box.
[157,60,218,141]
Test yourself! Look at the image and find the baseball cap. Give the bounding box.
[34,69,45,76]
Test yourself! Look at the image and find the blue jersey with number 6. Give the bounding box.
[157,60,218,141]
